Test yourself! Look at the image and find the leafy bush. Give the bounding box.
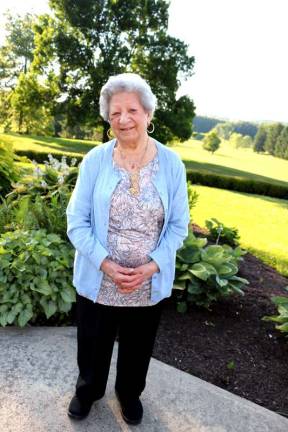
[174,230,249,311]
[0,197,12,235]
[203,130,221,154]
[1,154,78,239]
[7,154,78,200]
[262,289,288,334]
[0,229,75,327]
[0,139,20,197]
[187,181,199,219]
[205,217,240,246]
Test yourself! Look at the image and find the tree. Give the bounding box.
[275,126,288,160]
[203,131,221,154]
[264,123,284,155]
[215,122,233,140]
[0,12,35,89]
[253,124,267,153]
[230,132,252,149]
[0,12,37,131]
[10,71,57,135]
[233,121,258,138]
[32,0,195,142]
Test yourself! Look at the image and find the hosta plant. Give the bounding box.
[7,153,78,202]
[1,154,78,238]
[205,217,240,246]
[0,229,75,327]
[262,289,288,334]
[174,230,249,312]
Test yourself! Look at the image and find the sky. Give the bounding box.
[0,0,287,123]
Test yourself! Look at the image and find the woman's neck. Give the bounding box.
[116,134,149,153]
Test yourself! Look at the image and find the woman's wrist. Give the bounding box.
[147,260,159,274]
[100,258,113,276]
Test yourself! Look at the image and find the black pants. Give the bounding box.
[75,293,163,403]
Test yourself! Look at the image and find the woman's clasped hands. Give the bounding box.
[101,259,159,293]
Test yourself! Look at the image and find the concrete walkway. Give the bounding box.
[0,327,287,432]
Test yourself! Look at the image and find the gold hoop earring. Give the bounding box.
[147,122,155,134]
[107,127,114,139]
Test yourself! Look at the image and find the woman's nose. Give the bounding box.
[119,111,129,123]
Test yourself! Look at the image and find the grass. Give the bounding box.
[0,132,99,156]
[172,140,288,188]
[191,185,288,276]
[2,133,288,188]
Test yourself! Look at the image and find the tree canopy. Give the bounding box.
[27,0,195,142]
[0,12,35,89]
[203,130,221,154]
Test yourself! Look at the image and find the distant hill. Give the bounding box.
[193,116,258,138]
[193,116,224,133]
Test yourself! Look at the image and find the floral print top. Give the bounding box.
[96,154,164,306]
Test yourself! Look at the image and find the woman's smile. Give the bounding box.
[120,127,134,131]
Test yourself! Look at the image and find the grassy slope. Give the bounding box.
[173,140,288,187]
[2,133,288,187]
[191,185,288,276]
[0,132,98,156]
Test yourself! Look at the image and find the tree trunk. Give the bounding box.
[102,121,110,143]
[18,110,23,133]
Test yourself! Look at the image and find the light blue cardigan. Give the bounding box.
[66,139,190,303]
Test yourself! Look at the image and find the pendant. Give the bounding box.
[129,172,140,195]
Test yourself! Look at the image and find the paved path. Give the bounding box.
[0,327,287,432]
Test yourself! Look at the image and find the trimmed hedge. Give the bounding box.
[16,150,288,199]
[16,150,83,165]
[186,170,288,199]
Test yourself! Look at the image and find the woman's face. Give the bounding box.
[109,92,151,145]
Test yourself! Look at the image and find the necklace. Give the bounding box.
[116,137,150,196]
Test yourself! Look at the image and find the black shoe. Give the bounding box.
[115,390,143,425]
[67,394,93,420]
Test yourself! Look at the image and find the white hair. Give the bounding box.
[99,73,157,122]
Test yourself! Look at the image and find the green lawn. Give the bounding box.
[191,185,288,276]
[2,133,288,188]
[0,132,99,156]
[173,140,288,188]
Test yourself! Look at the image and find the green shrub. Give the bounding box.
[173,230,249,311]
[0,197,13,235]
[0,139,20,197]
[2,154,78,239]
[0,229,75,327]
[205,217,240,246]
[262,289,288,334]
[187,181,199,220]
[8,154,78,200]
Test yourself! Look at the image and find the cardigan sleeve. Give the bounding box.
[66,155,109,270]
[149,161,189,271]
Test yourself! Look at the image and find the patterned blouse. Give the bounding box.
[96,153,164,306]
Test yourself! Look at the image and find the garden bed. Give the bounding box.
[153,251,288,417]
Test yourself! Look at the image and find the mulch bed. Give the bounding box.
[153,251,288,417]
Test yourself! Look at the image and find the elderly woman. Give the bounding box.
[66,73,189,425]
